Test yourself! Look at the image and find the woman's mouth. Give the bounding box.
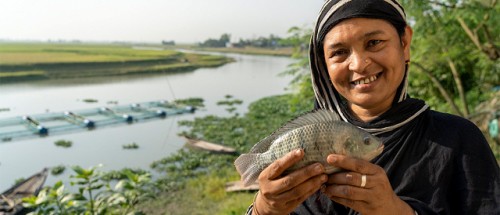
[351,73,381,86]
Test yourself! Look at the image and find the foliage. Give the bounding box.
[216,95,243,113]
[51,165,66,176]
[200,33,232,48]
[234,34,290,48]
[24,165,155,215]
[401,0,499,117]
[82,99,98,103]
[122,142,139,149]
[279,26,315,112]
[173,97,205,108]
[140,94,311,214]
[138,167,253,215]
[54,140,72,148]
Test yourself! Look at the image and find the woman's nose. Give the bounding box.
[348,52,369,73]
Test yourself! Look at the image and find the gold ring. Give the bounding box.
[360,174,367,188]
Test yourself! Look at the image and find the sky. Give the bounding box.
[0,0,324,44]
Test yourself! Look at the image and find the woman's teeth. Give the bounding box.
[353,75,378,85]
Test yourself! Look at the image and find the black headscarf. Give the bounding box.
[310,0,429,135]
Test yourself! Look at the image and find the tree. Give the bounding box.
[401,0,499,117]
[200,33,231,47]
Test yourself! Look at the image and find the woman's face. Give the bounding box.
[323,18,412,119]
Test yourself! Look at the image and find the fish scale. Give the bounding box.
[234,109,384,186]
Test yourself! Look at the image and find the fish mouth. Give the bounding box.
[362,144,385,161]
[351,72,382,86]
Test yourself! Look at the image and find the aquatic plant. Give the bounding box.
[54,140,72,148]
[122,142,139,149]
[51,165,66,176]
[82,98,98,103]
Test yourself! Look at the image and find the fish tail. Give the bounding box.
[234,153,263,186]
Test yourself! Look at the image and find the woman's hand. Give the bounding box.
[323,154,414,215]
[254,149,328,215]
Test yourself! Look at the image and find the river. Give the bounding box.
[0,51,295,191]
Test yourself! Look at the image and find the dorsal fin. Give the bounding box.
[249,109,341,153]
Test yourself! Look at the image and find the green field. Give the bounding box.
[0,42,233,82]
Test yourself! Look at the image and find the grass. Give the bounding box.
[0,43,179,64]
[0,42,233,82]
[138,167,255,215]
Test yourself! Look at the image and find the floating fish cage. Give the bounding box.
[0,100,196,142]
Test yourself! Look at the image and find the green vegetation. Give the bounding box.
[142,94,312,214]
[20,1,499,213]
[122,142,139,149]
[216,95,243,113]
[181,45,294,57]
[51,165,66,176]
[82,98,98,103]
[24,166,154,214]
[54,140,72,148]
[404,0,499,158]
[199,33,295,51]
[173,97,205,108]
[0,43,233,82]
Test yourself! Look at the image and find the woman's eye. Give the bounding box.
[332,49,348,57]
[367,40,382,47]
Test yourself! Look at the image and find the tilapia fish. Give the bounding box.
[234,109,384,186]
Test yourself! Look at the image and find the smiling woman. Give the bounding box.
[247,0,500,215]
[322,18,410,121]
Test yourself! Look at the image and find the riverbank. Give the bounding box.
[0,42,234,82]
[168,44,295,57]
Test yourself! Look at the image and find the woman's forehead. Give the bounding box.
[324,18,397,42]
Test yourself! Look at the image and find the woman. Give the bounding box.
[247,0,499,214]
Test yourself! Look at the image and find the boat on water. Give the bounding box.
[183,136,237,155]
[0,168,49,215]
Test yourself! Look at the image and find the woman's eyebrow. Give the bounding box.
[363,30,385,38]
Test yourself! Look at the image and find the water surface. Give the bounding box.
[0,52,295,191]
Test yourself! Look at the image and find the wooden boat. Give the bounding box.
[183,136,237,155]
[0,168,49,215]
[225,180,259,192]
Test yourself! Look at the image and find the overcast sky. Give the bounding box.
[0,0,324,43]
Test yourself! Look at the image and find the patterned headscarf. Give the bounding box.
[310,0,428,135]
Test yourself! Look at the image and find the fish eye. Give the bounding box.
[363,137,371,145]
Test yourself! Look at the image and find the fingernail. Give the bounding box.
[328,155,337,163]
[295,149,302,155]
[315,164,323,173]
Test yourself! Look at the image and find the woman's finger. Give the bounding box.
[327,154,379,175]
[281,173,328,206]
[324,183,369,202]
[261,149,305,180]
[263,161,327,195]
[327,172,373,189]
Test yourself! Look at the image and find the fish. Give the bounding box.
[234,109,384,186]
